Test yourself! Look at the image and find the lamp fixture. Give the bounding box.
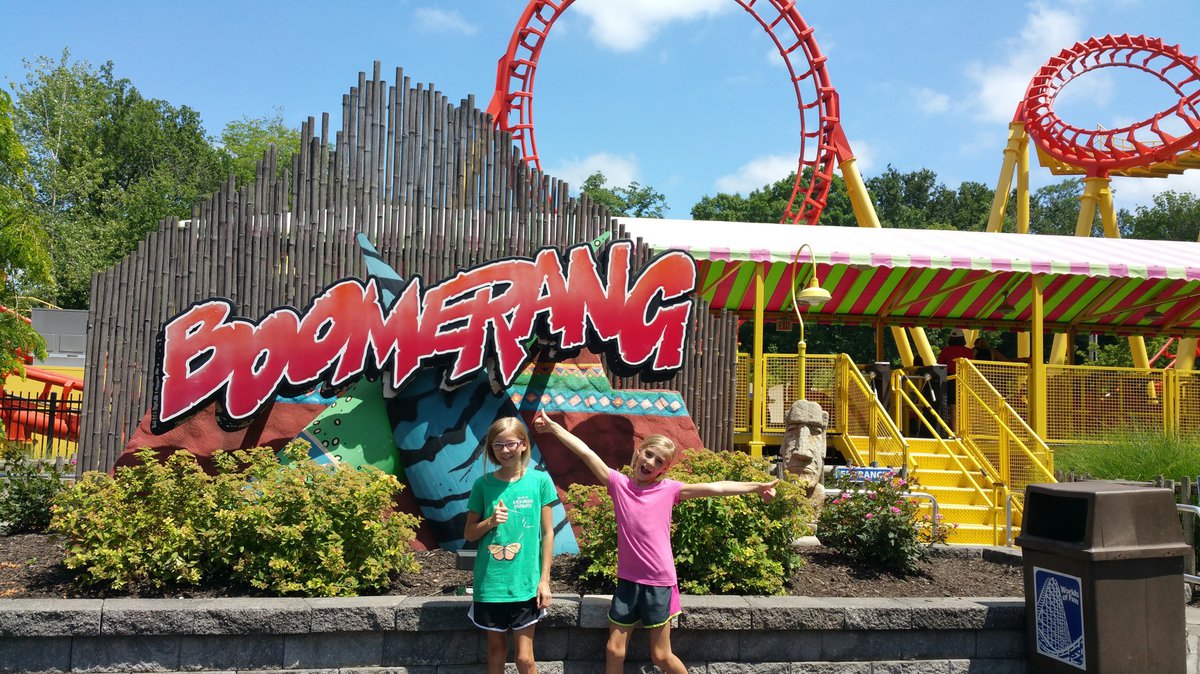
[791,243,831,401]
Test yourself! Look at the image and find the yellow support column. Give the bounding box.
[842,157,882,229]
[1178,339,1198,371]
[1016,135,1030,233]
[987,122,1027,232]
[749,264,766,461]
[1030,275,1047,438]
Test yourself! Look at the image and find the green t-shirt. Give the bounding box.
[467,468,556,602]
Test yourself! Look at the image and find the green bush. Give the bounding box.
[51,444,420,596]
[0,446,68,535]
[565,448,813,595]
[816,469,952,574]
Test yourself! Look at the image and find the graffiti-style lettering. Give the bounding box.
[153,241,695,432]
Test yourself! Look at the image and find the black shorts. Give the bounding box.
[608,578,681,628]
[468,597,545,632]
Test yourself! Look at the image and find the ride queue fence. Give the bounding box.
[735,354,1197,464]
[78,64,742,475]
[0,391,81,461]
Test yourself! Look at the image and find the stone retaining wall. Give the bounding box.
[0,595,1026,673]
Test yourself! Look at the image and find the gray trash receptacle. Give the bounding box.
[1016,481,1189,673]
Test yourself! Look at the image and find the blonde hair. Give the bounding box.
[636,434,677,465]
[484,416,531,467]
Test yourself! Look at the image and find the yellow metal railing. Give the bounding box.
[835,354,911,472]
[1043,364,1168,442]
[734,353,837,435]
[892,372,998,499]
[957,360,1056,503]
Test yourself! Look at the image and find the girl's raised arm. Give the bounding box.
[532,409,610,486]
[679,479,777,502]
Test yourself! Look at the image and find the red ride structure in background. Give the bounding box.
[486,0,855,224]
[1018,33,1200,177]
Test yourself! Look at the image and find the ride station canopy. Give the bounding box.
[618,218,1200,338]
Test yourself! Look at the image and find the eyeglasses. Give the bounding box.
[491,440,522,452]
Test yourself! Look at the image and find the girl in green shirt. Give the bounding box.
[464,417,556,674]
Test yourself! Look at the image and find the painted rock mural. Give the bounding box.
[121,235,704,554]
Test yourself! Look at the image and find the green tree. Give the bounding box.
[1119,190,1200,243]
[11,50,229,308]
[220,109,301,187]
[691,171,856,226]
[1029,178,1096,236]
[580,172,667,217]
[0,86,50,379]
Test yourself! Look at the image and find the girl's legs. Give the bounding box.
[605,623,634,674]
[512,624,538,674]
[485,631,508,674]
[646,623,686,674]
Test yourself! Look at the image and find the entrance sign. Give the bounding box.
[1033,566,1085,670]
[152,241,696,432]
[833,466,894,482]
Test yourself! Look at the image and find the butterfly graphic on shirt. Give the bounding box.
[487,542,521,561]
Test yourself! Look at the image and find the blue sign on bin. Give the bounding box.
[1033,566,1086,670]
[832,466,894,482]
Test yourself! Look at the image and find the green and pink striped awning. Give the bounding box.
[617,219,1200,337]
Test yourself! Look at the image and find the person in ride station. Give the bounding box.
[937,328,975,425]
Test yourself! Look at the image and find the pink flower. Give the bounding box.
[865,513,873,520]
[868,493,876,500]
[890,506,900,513]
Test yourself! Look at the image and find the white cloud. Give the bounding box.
[714,154,795,194]
[966,4,1084,123]
[544,152,639,191]
[1111,172,1200,210]
[847,138,875,173]
[413,8,479,35]
[572,0,729,52]
[914,87,951,115]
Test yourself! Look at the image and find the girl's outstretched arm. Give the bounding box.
[532,409,611,486]
[679,479,777,502]
[537,504,553,609]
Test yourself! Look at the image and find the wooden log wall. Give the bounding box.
[78,63,740,474]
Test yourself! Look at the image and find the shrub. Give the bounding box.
[211,445,420,596]
[565,448,813,595]
[816,469,951,574]
[51,444,420,596]
[1055,431,1200,481]
[0,445,68,535]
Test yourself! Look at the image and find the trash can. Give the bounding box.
[1015,481,1190,673]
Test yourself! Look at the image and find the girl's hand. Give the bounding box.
[536,580,552,609]
[757,480,778,503]
[532,409,555,433]
[492,499,509,525]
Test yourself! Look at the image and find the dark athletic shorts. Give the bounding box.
[468,598,545,632]
[608,578,681,628]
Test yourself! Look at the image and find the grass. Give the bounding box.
[1055,432,1200,481]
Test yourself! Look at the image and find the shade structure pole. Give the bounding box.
[749,263,766,461]
[1030,274,1047,437]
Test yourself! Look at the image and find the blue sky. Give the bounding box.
[3,0,1199,220]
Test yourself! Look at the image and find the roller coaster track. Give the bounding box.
[1019,33,1200,177]
[486,0,854,224]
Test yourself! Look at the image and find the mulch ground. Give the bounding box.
[0,532,1025,599]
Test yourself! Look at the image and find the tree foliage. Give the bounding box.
[580,171,667,217]
[10,50,229,308]
[220,108,301,187]
[691,171,856,226]
[0,86,50,378]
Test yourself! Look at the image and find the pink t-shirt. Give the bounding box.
[607,468,683,586]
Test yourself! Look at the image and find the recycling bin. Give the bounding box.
[1015,481,1189,673]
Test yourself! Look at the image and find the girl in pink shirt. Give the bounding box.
[533,410,775,674]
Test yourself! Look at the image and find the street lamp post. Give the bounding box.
[791,244,832,401]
